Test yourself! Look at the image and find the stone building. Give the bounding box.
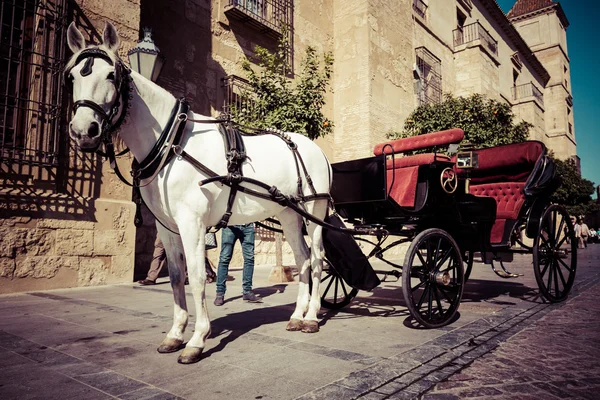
[0,0,576,293]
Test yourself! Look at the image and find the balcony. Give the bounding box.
[512,82,544,106]
[222,75,255,116]
[453,22,498,57]
[224,0,292,39]
[412,0,427,19]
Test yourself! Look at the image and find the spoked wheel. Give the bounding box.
[463,250,474,282]
[533,205,577,302]
[311,259,358,310]
[402,228,464,328]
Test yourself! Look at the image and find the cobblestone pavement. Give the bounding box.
[0,245,598,399]
[328,247,600,400]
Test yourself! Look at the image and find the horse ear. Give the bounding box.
[67,22,86,53]
[102,22,120,53]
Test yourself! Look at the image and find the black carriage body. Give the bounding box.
[330,155,495,245]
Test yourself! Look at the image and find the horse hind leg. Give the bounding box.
[278,209,311,332]
[156,227,188,354]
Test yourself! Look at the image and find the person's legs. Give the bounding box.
[216,227,236,296]
[139,236,166,284]
[240,224,256,296]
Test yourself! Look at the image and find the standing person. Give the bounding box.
[138,236,166,285]
[574,219,582,249]
[214,223,260,305]
[580,219,590,248]
[138,236,217,285]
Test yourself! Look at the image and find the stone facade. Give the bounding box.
[0,0,577,293]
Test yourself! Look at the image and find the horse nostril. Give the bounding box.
[88,121,100,138]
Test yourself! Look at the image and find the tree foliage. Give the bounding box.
[230,30,333,140]
[550,157,599,217]
[387,93,532,149]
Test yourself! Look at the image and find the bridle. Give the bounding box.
[64,47,131,153]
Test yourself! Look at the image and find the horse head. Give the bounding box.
[65,22,127,152]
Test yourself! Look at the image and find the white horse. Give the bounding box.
[66,22,331,364]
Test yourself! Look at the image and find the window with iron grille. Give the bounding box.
[224,0,292,39]
[415,47,442,105]
[1,0,69,168]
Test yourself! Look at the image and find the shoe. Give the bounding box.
[214,294,225,306]
[137,279,155,285]
[242,291,261,302]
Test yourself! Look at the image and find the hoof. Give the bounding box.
[302,320,319,333]
[286,318,304,331]
[178,346,203,364]
[157,338,183,354]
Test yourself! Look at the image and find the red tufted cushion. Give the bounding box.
[469,182,525,219]
[374,128,464,156]
[470,182,525,244]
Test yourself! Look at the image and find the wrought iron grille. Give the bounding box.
[412,0,427,19]
[512,82,544,106]
[222,75,256,116]
[453,21,498,57]
[1,0,68,167]
[224,0,292,38]
[415,47,442,106]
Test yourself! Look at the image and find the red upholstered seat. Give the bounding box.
[469,182,525,220]
[456,142,544,244]
[374,129,463,208]
[374,128,464,156]
[385,153,451,169]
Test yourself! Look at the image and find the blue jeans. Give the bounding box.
[216,224,255,295]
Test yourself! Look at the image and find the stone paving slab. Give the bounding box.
[0,246,598,399]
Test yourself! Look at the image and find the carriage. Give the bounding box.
[64,22,577,363]
[318,128,577,328]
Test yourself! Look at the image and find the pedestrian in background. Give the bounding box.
[580,219,590,248]
[138,236,166,285]
[214,223,260,306]
[138,236,216,285]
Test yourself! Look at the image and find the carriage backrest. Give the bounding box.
[373,128,464,156]
[456,141,545,185]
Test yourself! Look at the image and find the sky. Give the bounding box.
[496,0,600,194]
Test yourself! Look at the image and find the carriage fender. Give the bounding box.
[525,198,550,239]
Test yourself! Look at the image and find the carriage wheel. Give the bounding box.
[533,205,577,302]
[402,228,464,328]
[463,250,474,282]
[311,259,358,310]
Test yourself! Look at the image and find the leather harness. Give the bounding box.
[66,48,382,237]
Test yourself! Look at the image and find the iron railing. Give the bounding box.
[413,0,427,19]
[415,46,442,105]
[224,0,292,38]
[222,75,256,116]
[512,82,544,106]
[453,21,498,57]
[0,0,69,167]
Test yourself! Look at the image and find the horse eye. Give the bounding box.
[107,72,115,81]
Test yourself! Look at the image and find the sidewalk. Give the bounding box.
[0,245,598,400]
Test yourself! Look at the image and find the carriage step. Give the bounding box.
[491,259,523,279]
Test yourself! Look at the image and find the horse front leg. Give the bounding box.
[156,226,188,354]
[278,209,311,332]
[176,216,211,364]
